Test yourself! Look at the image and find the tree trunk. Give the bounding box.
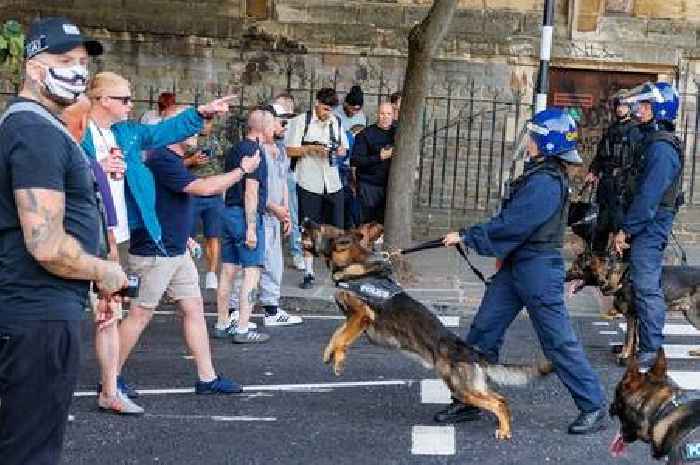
[384,0,459,249]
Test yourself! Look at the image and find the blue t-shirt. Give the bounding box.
[224,138,268,214]
[0,98,100,320]
[129,148,197,256]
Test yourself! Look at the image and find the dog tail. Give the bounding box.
[484,360,553,387]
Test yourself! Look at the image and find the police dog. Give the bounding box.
[599,262,700,363]
[609,348,700,464]
[301,220,553,440]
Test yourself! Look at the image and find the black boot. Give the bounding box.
[299,274,314,289]
[567,408,608,435]
[434,399,480,424]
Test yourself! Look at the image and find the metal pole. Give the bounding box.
[534,0,555,113]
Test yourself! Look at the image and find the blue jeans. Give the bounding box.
[287,172,302,258]
[629,210,675,353]
[465,252,606,413]
[190,195,224,238]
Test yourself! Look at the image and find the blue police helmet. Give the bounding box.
[622,81,679,122]
[527,108,582,164]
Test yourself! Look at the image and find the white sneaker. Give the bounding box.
[292,255,305,271]
[264,309,303,327]
[229,310,257,330]
[205,272,218,289]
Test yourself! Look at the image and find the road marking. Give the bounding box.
[669,371,700,390]
[592,322,609,326]
[142,414,276,422]
[599,331,618,335]
[619,323,700,336]
[411,425,455,455]
[154,311,461,326]
[74,379,415,397]
[420,379,451,404]
[662,345,700,359]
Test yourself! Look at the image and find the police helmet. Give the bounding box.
[622,81,679,122]
[527,108,582,164]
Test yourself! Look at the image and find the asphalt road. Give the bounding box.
[63,301,700,465]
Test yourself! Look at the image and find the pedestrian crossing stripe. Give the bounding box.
[662,345,700,359]
[411,426,455,455]
[669,372,700,390]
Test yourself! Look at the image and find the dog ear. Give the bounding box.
[649,347,668,381]
[624,356,641,381]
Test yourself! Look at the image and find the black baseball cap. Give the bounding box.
[25,17,103,60]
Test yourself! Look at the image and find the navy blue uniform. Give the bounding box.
[460,161,605,414]
[622,134,681,354]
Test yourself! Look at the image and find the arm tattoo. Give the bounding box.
[247,288,257,305]
[244,178,259,228]
[15,188,104,281]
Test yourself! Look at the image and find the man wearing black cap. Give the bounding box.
[0,17,128,465]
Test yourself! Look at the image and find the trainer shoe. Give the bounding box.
[299,274,315,289]
[567,407,608,435]
[205,272,218,290]
[229,311,257,329]
[264,308,303,327]
[117,375,139,399]
[434,400,481,423]
[195,375,242,394]
[232,330,270,344]
[98,389,145,415]
[292,255,305,271]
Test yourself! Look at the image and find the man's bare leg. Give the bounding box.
[205,237,220,273]
[178,296,217,381]
[238,266,261,330]
[117,305,154,372]
[216,263,240,328]
[95,316,119,397]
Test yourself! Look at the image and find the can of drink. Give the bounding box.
[109,147,125,181]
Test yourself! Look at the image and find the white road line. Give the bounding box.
[420,379,451,404]
[592,322,610,327]
[619,323,700,336]
[662,345,700,359]
[142,414,276,422]
[411,426,455,455]
[438,316,460,327]
[599,331,618,336]
[74,379,415,397]
[609,341,623,346]
[669,371,700,390]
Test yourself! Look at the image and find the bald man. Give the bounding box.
[216,110,275,344]
[117,105,260,397]
[350,102,396,224]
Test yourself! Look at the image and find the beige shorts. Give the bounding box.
[127,253,201,308]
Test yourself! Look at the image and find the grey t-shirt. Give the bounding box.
[265,141,290,213]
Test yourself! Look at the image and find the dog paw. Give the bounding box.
[333,355,346,376]
[323,346,334,364]
[494,429,512,441]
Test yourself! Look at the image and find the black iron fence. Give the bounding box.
[2,78,699,213]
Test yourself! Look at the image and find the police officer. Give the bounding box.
[439,109,607,434]
[612,82,682,370]
[585,90,640,253]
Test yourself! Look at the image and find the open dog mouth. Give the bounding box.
[609,430,627,458]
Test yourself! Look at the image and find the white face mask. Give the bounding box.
[39,63,89,105]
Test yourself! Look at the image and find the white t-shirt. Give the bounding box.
[89,121,130,243]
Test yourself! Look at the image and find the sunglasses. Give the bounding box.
[106,96,133,105]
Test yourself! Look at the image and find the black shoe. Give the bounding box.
[299,274,314,289]
[434,400,481,424]
[567,408,608,435]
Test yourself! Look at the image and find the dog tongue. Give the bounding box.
[566,280,584,299]
[609,431,626,458]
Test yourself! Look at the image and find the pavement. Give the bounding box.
[60,243,700,465]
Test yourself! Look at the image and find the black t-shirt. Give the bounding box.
[0,98,100,321]
[129,148,197,257]
[350,125,395,187]
[224,139,268,214]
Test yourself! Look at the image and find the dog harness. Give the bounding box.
[652,393,700,464]
[336,276,404,308]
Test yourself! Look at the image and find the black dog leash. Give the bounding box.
[398,238,491,286]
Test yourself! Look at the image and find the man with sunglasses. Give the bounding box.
[0,17,128,464]
[82,71,236,398]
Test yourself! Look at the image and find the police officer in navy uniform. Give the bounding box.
[612,82,682,370]
[439,109,608,434]
[585,90,641,253]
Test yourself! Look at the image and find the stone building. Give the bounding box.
[2,0,699,237]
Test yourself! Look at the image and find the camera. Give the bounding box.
[117,274,140,298]
[202,147,213,158]
[327,141,340,167]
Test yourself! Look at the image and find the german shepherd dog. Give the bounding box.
[598,260,700,363]
[300,220,553,440]
[609,348,700,464]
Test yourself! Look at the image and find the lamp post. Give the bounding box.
[534,0,555,113]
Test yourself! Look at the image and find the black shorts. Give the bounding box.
[0,319,81,465]
[297,186,344,229]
